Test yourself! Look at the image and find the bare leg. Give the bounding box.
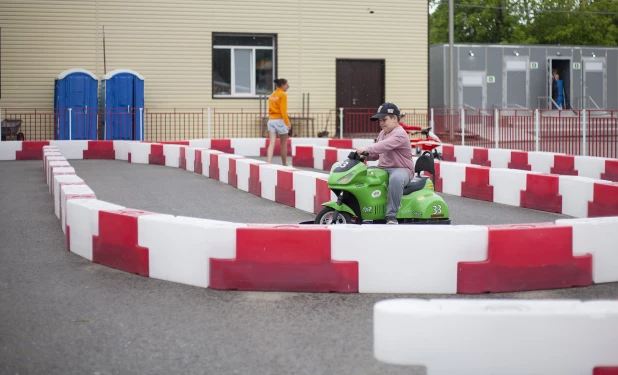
[267,131,277,163]
[280,134,289,166]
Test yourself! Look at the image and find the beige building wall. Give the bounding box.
[0,0,428,139]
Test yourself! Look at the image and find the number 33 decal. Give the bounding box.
[432,205,442,214]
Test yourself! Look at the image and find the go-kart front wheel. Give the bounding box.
[315,207,353,225]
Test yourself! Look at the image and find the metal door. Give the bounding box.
[503,56,529,108]
[583,58,606,109]
[458,71,486,109]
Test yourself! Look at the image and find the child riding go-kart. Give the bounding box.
[311,150,450,225]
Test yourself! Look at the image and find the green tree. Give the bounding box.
[429,0,618,46]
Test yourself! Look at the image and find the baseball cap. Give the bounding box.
[370,102,400,121]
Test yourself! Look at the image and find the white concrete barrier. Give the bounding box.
[558,175,596,218]
[113,141,130,161]
[128,142,151,164]
[217,153,245,184]
[235,158,267,192]
[528,151,557,174]
[557,216,618,284]
[453,145,474,165]
[374,299,618,375]
[230,138,265,156]
[439,162,467,196]
[50,140,89,159]
[163,144,182,168]
[487,149,511,169]
[489,168,531,206]
[60,184,96,233]
[331,225,488,293]
[53,175,85,217]
[575,155,608,180]
[293,170,329,213]
[139,215,244,288]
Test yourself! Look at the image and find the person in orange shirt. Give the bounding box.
[267,78,291,165]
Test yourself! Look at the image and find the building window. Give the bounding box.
[212,34,276,98]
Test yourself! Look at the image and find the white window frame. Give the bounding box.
[213,42,275,98]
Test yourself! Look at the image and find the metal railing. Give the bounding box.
[1,106,616,158]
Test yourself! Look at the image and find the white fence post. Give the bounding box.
[582,109,587,157]
[339,107,344,139]
[430,108,434,130]
[207,107,211,139]
[494,108,499,149]
[534,109,540,152]
[68,108,73,140]
[139,108,144,141]
[460,108,465,146]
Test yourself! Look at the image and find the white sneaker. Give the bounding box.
[386,219,399,225]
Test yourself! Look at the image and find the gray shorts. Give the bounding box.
[267,119,289,135]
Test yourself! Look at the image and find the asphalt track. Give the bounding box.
[2,159,617,375]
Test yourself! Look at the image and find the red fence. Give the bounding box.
[1,107,617,158]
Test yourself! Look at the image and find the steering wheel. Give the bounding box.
[348,150,369,162]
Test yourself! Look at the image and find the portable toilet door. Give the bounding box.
[102,69,145,140]
[54,68,99,140]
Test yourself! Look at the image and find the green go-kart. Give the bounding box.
[307,150,451,225]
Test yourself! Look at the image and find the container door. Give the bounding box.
[583,58,606,109]
[113,75,135,139]
[503,56,529,108]
[458,71,486,109]
[68,75,89,139]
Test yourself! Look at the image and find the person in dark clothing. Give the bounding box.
[551,69,570,110]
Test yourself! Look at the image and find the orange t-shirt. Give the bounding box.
[268,88,290,126]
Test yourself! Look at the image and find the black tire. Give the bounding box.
[315,207,353,225]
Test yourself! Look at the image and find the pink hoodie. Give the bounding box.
[365,125,415,180]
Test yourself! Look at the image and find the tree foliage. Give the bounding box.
[429,0,618,46]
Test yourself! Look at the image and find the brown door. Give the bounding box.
[336,59,385,136]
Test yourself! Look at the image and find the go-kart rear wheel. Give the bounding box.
[315,207,353,225]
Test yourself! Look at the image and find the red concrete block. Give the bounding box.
[210,139,234,154]
[442,145,456,162]
[66,225,71,251]
[550,155,578,176]
[92,209,153,276]
[601,160,618,182]
[228,158,238,188]
[457,223,592,293]
[260,138,291,157]
[461,166,494,202]
[194,150,203,175]
[209,225,359,292]
[520,173,563,213]
[588,182,618,218]
[83,141,115,159]
[128,153,132,163]
[292,145,314,167]
[471,147,491,167]
[148,144,165,165]
[328,139,353,149]
[314,178,332,214]
[508,150,532,171]
[275,169,297,207]
[209,154,219,180]
[423,162,442,193]
[178,147,187,170]
[249,163,261,196]
[16,141,49,160]
[594,368,618,375]
[323,148,338,171]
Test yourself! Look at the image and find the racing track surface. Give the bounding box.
[2,160,617,375]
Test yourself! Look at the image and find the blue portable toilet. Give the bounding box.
[54,68,99,140]
[102,69,145,140]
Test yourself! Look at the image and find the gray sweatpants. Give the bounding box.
[383,168,411,219]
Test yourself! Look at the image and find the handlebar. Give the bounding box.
[348,151,369,161]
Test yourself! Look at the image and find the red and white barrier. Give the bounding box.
[374,299,618,375]
[22,139,618,296]
[127,142,151,164]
